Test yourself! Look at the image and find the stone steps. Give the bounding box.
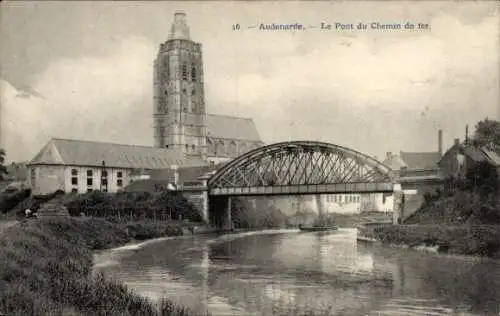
[36,202,69,217]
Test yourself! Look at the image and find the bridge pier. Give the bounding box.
[392,183,404,225]
[201,180,209,224]
[222,197,233,231]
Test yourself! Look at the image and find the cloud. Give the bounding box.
[1,36,157,162]
[206,13,498,153]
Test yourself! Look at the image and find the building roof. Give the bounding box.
[399,151,441,170]
[459,144,500,167]
[381,155,408,170]
[482,148,500,166]
[206,114,261,142]
[148,164,223,183]
[28,138,207,169]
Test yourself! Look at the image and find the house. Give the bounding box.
[438,138,500,180]
[374,130,443,213]
[27,138,207,195]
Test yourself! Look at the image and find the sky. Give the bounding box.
[1,1,499,163]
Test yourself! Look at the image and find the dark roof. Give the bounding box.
[399,151,441,170]
[148,165,220,183]
[460,144,500,166]
[28,138,207,169]
[206,114,261,141]
[124,179,172,192]
[461,146,487,162]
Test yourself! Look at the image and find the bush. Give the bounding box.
[0,217,198,315]
[362,224,500,258]
[65,190,202,222]
[0,188,31,213]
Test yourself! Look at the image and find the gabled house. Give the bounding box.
[438,138,500,180]
[27,138,208,195]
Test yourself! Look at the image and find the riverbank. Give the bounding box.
[357,224,500,258]
[0,217,207,315]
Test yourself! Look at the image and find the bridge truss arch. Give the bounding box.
[207,141,396,196]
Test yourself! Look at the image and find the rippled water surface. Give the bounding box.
[94,229,500,315]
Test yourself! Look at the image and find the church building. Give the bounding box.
[27,12,263,195]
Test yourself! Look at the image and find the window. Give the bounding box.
[117,171,123,187]
[101,170,108,190]
[182,64,188,81]
[192,89,196,96]
[185,144,189,150]
[191,64,196,82]
[71,188,78,193]
[30,168,36,186]
[191,144,195,151]
[87,188,93,193]
[86,170,93,187]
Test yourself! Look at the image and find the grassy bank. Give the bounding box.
[358,224,500,258]
[0,217,203,316]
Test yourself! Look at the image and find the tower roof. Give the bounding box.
[169,12,191,40]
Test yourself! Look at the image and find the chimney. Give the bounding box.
[454,138,460,146]
[386,152,392,159]
[465,124,469,143]
[438,129,443,157]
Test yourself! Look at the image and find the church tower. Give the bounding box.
[153,12,207,160]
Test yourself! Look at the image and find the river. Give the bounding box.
[93,229,500,316]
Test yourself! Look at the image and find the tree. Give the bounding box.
[0,149,8,181]
[466,161,499,197]
[473,118,500,149]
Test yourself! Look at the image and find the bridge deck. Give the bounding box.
[209,182,393,196]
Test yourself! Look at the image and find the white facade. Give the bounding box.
[269,194,362,215]
[28,165,133,195]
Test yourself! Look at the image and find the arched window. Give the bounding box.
[217,140,226,157]
[185,144,189,150]
[191,144,195,151]
[191,64,196,82]
[207,139,215,155]
[182,64,188,81]
[228,141,237,157]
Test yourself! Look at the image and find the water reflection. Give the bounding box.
[94,229,500,316]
